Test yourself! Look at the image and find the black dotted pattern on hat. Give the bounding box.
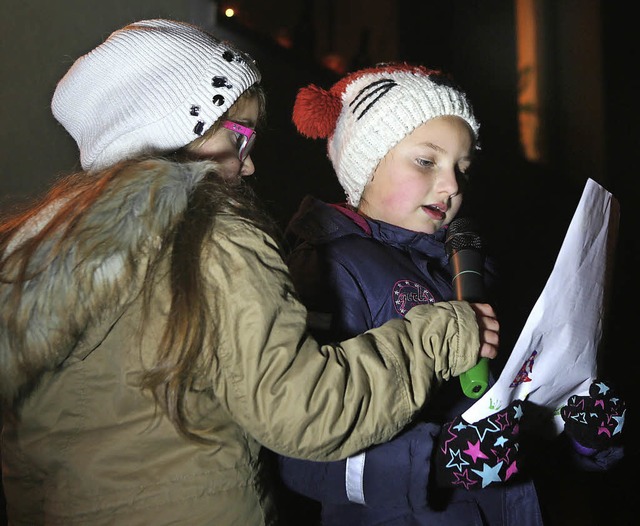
[187,47,258,137]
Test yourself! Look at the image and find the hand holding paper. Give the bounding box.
[434,401,524,490]
[561,379,626,455]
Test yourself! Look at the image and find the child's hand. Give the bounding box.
[561,380,626,455]
[434,401,523,490]
[469,302,499,359]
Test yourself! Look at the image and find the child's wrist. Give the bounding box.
[569,436,598,456]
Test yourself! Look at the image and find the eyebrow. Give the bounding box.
[423,141,446,154]
[420,141,472,161]
[228,117,256,128]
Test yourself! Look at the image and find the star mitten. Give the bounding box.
[434,401,524,490]
[561,380,626,454]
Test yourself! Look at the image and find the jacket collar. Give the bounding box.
[286,195,448,260]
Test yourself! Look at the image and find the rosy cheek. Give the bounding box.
[374,193,406,216]
[379,179,416,204]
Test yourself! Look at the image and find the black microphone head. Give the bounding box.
[445,217,483,257]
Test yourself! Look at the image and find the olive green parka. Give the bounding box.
[0,160,482,525]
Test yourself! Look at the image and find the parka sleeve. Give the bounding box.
[202,217,481,461]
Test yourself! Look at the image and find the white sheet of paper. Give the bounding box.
[462,178,619,433]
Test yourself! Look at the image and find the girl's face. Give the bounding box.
[358,115,475,234]
[186,95,260,182]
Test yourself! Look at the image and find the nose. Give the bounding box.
[438,165,459,197]
[240,155,255,177]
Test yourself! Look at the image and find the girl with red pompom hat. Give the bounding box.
[275,63,624,526]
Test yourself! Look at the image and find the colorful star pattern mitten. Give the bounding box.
[434,401,523,490]
[561,380,626,454]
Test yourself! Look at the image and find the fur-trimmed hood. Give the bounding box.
[0,159,214,405]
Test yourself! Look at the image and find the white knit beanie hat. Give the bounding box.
[51,19,261,171]
[293,63,479,207]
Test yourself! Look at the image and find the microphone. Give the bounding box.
[445,217,490,399]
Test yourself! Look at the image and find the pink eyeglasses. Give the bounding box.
[222,120,257,162]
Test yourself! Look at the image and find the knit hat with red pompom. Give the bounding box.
[292,63,479,207]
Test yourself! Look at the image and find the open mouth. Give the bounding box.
[422,204,446,221]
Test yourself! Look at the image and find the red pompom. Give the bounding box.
[292,84,342,139]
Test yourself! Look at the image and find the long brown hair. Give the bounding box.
[141,169,281,442]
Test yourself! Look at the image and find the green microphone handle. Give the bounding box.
[459,357,489,399]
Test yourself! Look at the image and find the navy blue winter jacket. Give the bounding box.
[277,196,546,526]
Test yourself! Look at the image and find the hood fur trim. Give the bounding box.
[0,159,213,405]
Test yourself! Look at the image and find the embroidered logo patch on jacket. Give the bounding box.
[393,280,435,315]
